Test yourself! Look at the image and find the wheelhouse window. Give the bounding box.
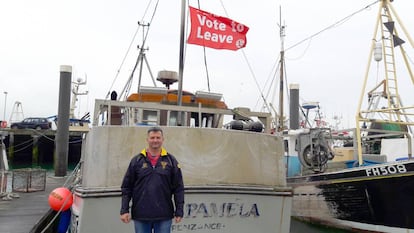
[190,112,216,128]
[168,111,178,126]
[142,110,158,125]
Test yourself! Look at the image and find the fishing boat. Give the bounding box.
[32,1,293,233]
[68,89,292,233]
[284,0,414,232]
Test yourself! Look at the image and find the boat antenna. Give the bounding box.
[118,22,155,100]
[108,0,160,100]
[70,75,88,119]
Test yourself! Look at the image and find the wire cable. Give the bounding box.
[285,0,379,52]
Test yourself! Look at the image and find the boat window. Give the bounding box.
[110,106,123,125]
[142,110,158,125]
[167,111,190,126]
[190,112,201,127]
[284,140,289,153]
[201,114,215,128]
[201,117,207,127]
[207,115,213,127]
[131,108,140,125]
[169,111,178,126]
[189,112,216,128]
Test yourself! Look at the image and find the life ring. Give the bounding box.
[0,121,6,128]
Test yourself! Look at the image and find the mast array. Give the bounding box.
[355,0,414,164]
[277,7,286,131]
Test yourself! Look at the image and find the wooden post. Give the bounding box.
[8,133,14,168]
[32,135,39,166]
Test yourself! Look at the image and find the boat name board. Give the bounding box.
[172,201,259,232]
[365,164,407,176]
[172,223,224,231]
[184,202,259,218]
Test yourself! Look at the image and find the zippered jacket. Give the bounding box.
[120,148,184,220]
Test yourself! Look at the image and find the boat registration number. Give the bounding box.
[365,164,407,176]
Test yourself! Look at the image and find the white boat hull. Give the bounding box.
[71,186,292,233]
[69,126,292,233]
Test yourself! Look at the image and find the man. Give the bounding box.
[120,126,184,233]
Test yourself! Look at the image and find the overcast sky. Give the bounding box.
[1,0,413,129]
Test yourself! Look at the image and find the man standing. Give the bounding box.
[120,126,184,233]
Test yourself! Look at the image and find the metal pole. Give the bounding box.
[3,91,7,121]
[278,51,284,131]
[55,65,72,177]
[277,7,286,131]
[289,84,300,130]
[176,0,186,126]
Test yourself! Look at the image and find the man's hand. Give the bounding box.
[120,213,131,223]
[175,216,182,223]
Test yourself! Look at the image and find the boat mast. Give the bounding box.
[70,77,88,119]
[355,0,414,165]
[278,7,286,131]
[118,22,157,100]
[136,22,157,93]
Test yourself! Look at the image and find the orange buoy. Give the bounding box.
[48,187,73,211]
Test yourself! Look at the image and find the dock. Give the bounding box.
[0,171,67,233]
[0,129,85,168]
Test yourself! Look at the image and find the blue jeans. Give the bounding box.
[133,219,172,233]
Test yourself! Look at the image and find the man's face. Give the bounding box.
[147,131,164,150]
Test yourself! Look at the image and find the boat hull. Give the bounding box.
[288,160,414,232]
[69,126,292,233]
[70,185,292,233]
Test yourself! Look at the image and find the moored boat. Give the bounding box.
[284,1,414,232]
[61,1,293,232]
[69,98,292,232]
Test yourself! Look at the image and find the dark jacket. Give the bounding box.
[120,148,184,221]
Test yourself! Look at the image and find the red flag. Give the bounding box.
[187,6,249,51]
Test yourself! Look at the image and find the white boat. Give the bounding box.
[53,1,293,233]
[69,100,292,233]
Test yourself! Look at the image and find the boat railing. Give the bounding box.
[92,99,273,133]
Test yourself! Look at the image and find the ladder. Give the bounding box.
[355,0,414,164]
[379,4,401,121]
[358,0,414,123]
[364,3,402,122]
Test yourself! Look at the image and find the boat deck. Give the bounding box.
[0,172,66,233]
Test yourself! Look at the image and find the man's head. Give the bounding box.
[147,126,163,135]
[146,126,164,151]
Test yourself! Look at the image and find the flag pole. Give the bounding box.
[177,0,186,126]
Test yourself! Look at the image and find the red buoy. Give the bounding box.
[48,187,73,211]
